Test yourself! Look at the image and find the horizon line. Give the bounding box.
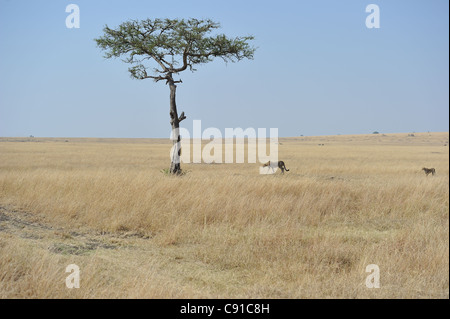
[1,131,448,140]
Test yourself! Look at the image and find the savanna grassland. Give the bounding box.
[0,132,448,298]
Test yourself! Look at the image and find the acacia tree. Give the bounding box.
[95,18,255,174]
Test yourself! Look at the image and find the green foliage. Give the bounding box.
[94,18,256,80]
[160,168,189,176]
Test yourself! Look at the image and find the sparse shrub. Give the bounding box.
[160,168,189,176]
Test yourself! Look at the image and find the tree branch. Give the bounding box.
[140,67,169,82]
[150,54,169,73]
[172,50,189,73]
[178,111,186,122]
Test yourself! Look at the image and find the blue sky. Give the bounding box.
[0,0,448,138]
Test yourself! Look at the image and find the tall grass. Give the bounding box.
[0,133,448,298]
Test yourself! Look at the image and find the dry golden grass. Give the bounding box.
[0,132,448,298]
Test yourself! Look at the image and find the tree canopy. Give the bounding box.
[95,18,256,82]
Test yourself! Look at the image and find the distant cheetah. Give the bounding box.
[262,161,290,174]
[422,167,436,176]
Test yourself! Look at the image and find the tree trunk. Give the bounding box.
[168,77,182,175]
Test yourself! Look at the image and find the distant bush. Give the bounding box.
[372,131,379,134]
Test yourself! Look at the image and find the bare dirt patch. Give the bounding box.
[0,206,126,256]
